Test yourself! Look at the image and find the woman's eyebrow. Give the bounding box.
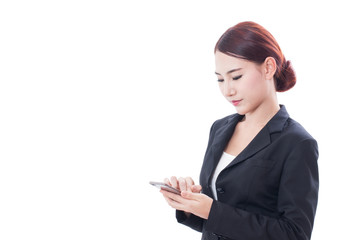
[215,67,242,75]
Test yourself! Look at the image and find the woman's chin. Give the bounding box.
[233,105,247,115]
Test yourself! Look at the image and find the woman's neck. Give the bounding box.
[242,100,280,129]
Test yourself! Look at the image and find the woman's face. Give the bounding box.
[215,51,274,115]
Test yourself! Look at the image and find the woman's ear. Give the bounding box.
[263,57,277,80]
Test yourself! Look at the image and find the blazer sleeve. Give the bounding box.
[204,138,319,240]
[175,210,204,232]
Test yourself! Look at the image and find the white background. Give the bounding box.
[1,0,359,239]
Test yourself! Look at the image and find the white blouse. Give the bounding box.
[210,151,236,200]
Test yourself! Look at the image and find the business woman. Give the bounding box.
[161,21,319,240]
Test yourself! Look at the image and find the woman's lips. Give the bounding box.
[231,100,242,106]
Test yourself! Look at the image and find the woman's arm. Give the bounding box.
[175,210,204,232]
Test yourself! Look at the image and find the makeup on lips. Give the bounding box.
[231,100,242,106]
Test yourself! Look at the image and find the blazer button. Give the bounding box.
[216,187,225,194]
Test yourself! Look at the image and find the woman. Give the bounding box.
[161,21,319,240]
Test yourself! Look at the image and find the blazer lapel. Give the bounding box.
[226,126,271,169]
[206,105,290,184]
[226,105,289,169]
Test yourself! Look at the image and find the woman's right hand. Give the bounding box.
[164,176,202,194]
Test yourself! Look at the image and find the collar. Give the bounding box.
[266,104,289,134]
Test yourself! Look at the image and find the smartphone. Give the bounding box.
[149,181,181,195]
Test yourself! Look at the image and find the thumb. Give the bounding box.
[191,185,202,193]
[181,190,198,200]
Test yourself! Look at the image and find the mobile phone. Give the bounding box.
[149,181,181,195]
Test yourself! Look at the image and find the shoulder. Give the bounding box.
[271,117,319,170]
[279,117,318,152]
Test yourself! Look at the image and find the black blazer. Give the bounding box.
[176,105,319,240]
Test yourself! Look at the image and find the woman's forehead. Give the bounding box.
[215,51,251,74]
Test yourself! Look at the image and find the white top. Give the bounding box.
[210,151,236,200]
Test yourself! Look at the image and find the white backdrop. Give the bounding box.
[1,0,359,239]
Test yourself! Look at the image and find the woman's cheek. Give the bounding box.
[219,84,226,97]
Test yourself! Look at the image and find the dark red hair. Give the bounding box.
[215,21,296,92]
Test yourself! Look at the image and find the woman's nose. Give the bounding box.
[224,80,235,96]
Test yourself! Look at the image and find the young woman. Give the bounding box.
[161,21,319,240]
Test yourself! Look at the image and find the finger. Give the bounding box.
[161,189,186,203]
[162,192,179,203]
[163,195,186,211]
[181,190,199,200]
[164,178,171,186]
[161,190,181,208]
[170,176,179,189]
[161,193,172,203]
[178,177,187,192]
[191,185,202,193]
[185,177,194,191]
[161,191,181,206]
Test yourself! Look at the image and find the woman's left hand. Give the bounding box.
[161,189,213,220]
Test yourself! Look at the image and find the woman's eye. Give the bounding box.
[233,75,242,80]
[217,79,224,82]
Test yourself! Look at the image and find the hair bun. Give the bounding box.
[275,59,296,92]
